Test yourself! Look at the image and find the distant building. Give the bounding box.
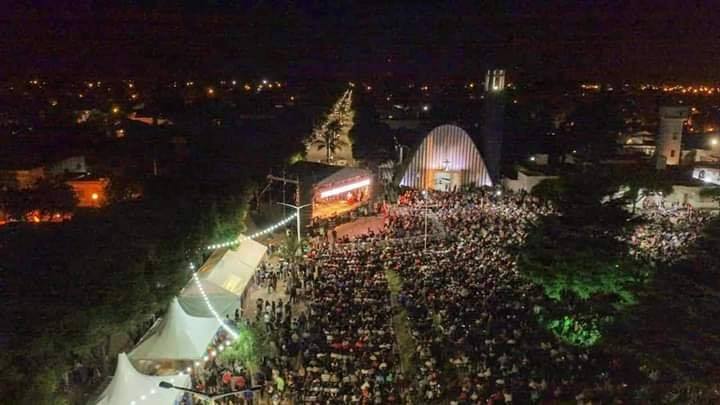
[655,106,690,167]
[0,155,87,190]
[127,111,172,126]
[620,131,656,157]
[66,177,110,208]
[400,124,492,191]
[0,167,45,190]
[692,166,720,186]
[503,166,559,193]
[480,69,506,182]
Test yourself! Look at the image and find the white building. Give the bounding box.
[655,106,690,167]
[503,168,559,193]
[400,124,492,191]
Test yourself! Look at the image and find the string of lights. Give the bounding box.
[125,213,300,404]
[205,213,297,250]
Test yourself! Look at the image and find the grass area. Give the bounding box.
[385,269,417,379]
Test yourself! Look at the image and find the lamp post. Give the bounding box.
[277,202,311,250]
[421,190,440,251]
[159,381,262,405]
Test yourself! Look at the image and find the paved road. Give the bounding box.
[333,215,385,239]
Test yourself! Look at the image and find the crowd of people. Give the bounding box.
[181,186,712,404]
[628,206,711,265]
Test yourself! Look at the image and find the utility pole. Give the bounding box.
[420,190,440,251]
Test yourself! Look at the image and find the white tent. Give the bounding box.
[130,298,220,361]
[198,237,267,296]
[179,277,238,317]
[95,353,190,405]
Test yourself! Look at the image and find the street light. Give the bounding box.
[159,381,262,405]
[420,190,440,251]
[277,202,311,250]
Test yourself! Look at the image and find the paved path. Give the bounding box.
[333,215,385,239]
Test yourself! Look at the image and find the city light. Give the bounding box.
[711,138,719,146]
[91,193,99,201]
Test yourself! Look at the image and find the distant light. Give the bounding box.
[495,190,503,196]
[111,106,120,114]
[711,138,719,146]
[422,105,429,111]
[231,80,237,85]
[91,193,99,201]
[207,87,215,96]
[262,79,268,85]
[529,156,536,161]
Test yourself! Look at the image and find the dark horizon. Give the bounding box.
[3,1,720,83]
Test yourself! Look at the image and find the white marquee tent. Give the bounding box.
[130,298,220,361]
[198,237,267,296]
[95,353,190,405]
[179,277,238,318]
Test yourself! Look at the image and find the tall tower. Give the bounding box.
[655,106,689,168]
[481,69,506,183]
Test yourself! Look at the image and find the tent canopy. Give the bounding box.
[198,237,267,296]
[179,277,238,317]
[130,298,220,361]
[315,167,371,188]
[95,353,189,405]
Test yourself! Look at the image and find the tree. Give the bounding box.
[520,214,646,346]
[611,166,674,214]
[700,186,720,209]
[605,218,720,403]
[0,180,78,221]
[313,119,347,163]
[278,230,307,262]
[348,97,394,165]
[32,180,78,216]
[219,323,275,373]
[520,169,646,346]
[560,95,625,161]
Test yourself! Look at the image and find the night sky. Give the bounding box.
[2,1,719,82]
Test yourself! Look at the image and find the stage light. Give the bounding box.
[319,178,371,198]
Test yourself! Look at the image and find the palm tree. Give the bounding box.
[313,120,347,163]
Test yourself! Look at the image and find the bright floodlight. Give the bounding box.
[319,178,371,198]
